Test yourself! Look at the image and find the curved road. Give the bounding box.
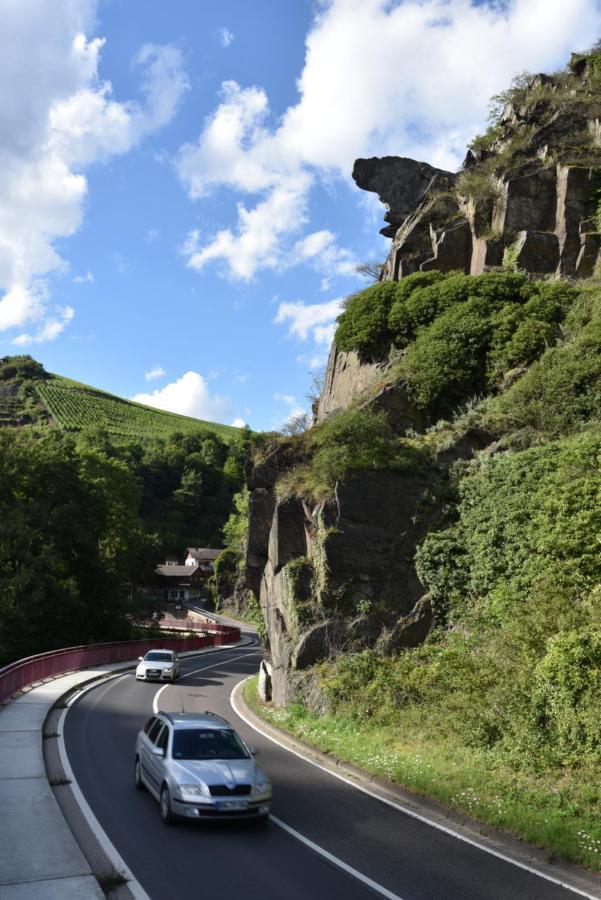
[64,638,594,900]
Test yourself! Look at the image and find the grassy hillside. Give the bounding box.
[0,357,240,441]
[36,375,239,440]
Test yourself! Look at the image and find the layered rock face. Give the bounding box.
[317,64,601,422]
[245,57,601,704]
[246,445,439,705]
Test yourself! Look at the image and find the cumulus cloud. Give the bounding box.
[12,305,75,345]
[74,270,94,283]
[275,297,344,342]
[217,27,235,48]
[144,365,166,381]
[297,352,328,371]
[132,370,233,422]
[0,1,188,343]
[231,416,247,428]
[177,0,601,280]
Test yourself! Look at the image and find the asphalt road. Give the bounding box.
[64,639,593,900]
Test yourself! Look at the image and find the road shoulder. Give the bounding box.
[231,676,601,900]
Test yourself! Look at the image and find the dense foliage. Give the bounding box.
[0,425,252,665]
[0,430,151,664]
[269,269,601,865]
[335,271,582,417]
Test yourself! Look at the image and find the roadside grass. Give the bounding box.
[243,676,601,872]
[96,868,128,895]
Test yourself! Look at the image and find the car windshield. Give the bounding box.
[172,728,249,761]
[144,652,173,662]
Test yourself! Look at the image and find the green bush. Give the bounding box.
[335,282,398,362]
[403,298,493,411]
[312,407,397,486]
[490,320,601,437]
[534,626,601,763]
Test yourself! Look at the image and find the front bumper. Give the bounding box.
[173,797,271,820]
[135,670,176,681]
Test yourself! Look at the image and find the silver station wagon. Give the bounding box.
[134,711,272,823]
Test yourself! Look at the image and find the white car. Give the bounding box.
[136,650,181,682]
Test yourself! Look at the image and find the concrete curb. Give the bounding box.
[232,677,601,900]
[0,639,250,900]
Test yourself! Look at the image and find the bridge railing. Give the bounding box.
[0,625,241,704]
[157,617,239,638]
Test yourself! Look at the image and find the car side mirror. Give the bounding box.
[250,746,259,756]
[138,656,143,661]
[152,746,165,758]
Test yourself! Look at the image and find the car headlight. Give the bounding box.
[253,779,272,799]
[163,667,174,674]
[175,783,210,800]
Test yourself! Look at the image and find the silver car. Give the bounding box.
[134,711,272,824]
[135,650,181,682]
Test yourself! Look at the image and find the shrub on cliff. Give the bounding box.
[335,271,443,362]
[487,318,601,438]
[312,407,397,486]
[335,282,398,362]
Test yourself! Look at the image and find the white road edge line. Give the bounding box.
[270,815,405,900]
[153,649,262,714]
[230,678,600,900]
[57,675,151,900]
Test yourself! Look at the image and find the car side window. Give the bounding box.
[147,719,163,744]
[156,725,169,753]
[144,716,157,735]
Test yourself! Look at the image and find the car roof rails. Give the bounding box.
[204,710,230,723]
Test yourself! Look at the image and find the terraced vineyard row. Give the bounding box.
[36,377,238,441]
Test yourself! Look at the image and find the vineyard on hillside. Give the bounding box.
[36,376,239,441]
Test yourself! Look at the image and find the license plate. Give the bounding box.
[216,800,248,811]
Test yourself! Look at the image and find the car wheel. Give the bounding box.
[134,757,145,791]
[160,785,174,825]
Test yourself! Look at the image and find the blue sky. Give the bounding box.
[1,0,600,431]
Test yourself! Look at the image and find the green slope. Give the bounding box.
[36,374,239,441]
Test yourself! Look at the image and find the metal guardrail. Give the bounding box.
[0,624,241,704]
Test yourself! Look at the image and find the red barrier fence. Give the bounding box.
[158,617,240,635]
[0,625,241,704]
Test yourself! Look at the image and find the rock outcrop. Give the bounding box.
[245,54,601,705]
[245,430,491,705]
[317,64,601,421]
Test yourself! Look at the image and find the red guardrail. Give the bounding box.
[158,617,239,637]
[0,625,241,704]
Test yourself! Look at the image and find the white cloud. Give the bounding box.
[217,27,235,48]
[297,352,328,371]
[145,229,160,243]
[13,305,74,345]
[233,373,249,384]
[132,370,233,422]
[231,416,246,428]
[144,365,166,381]
[74,270,94,283]
[0,3,188,343]
[273,392,309,431]
[275,297,344,342]
[177,0,601,280]
[274,392,297,407]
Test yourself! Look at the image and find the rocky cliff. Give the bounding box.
[243,50,601,704]
[316,56,601,423]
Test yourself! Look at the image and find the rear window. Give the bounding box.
[145,652,173,662]
[172,728,249,761]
